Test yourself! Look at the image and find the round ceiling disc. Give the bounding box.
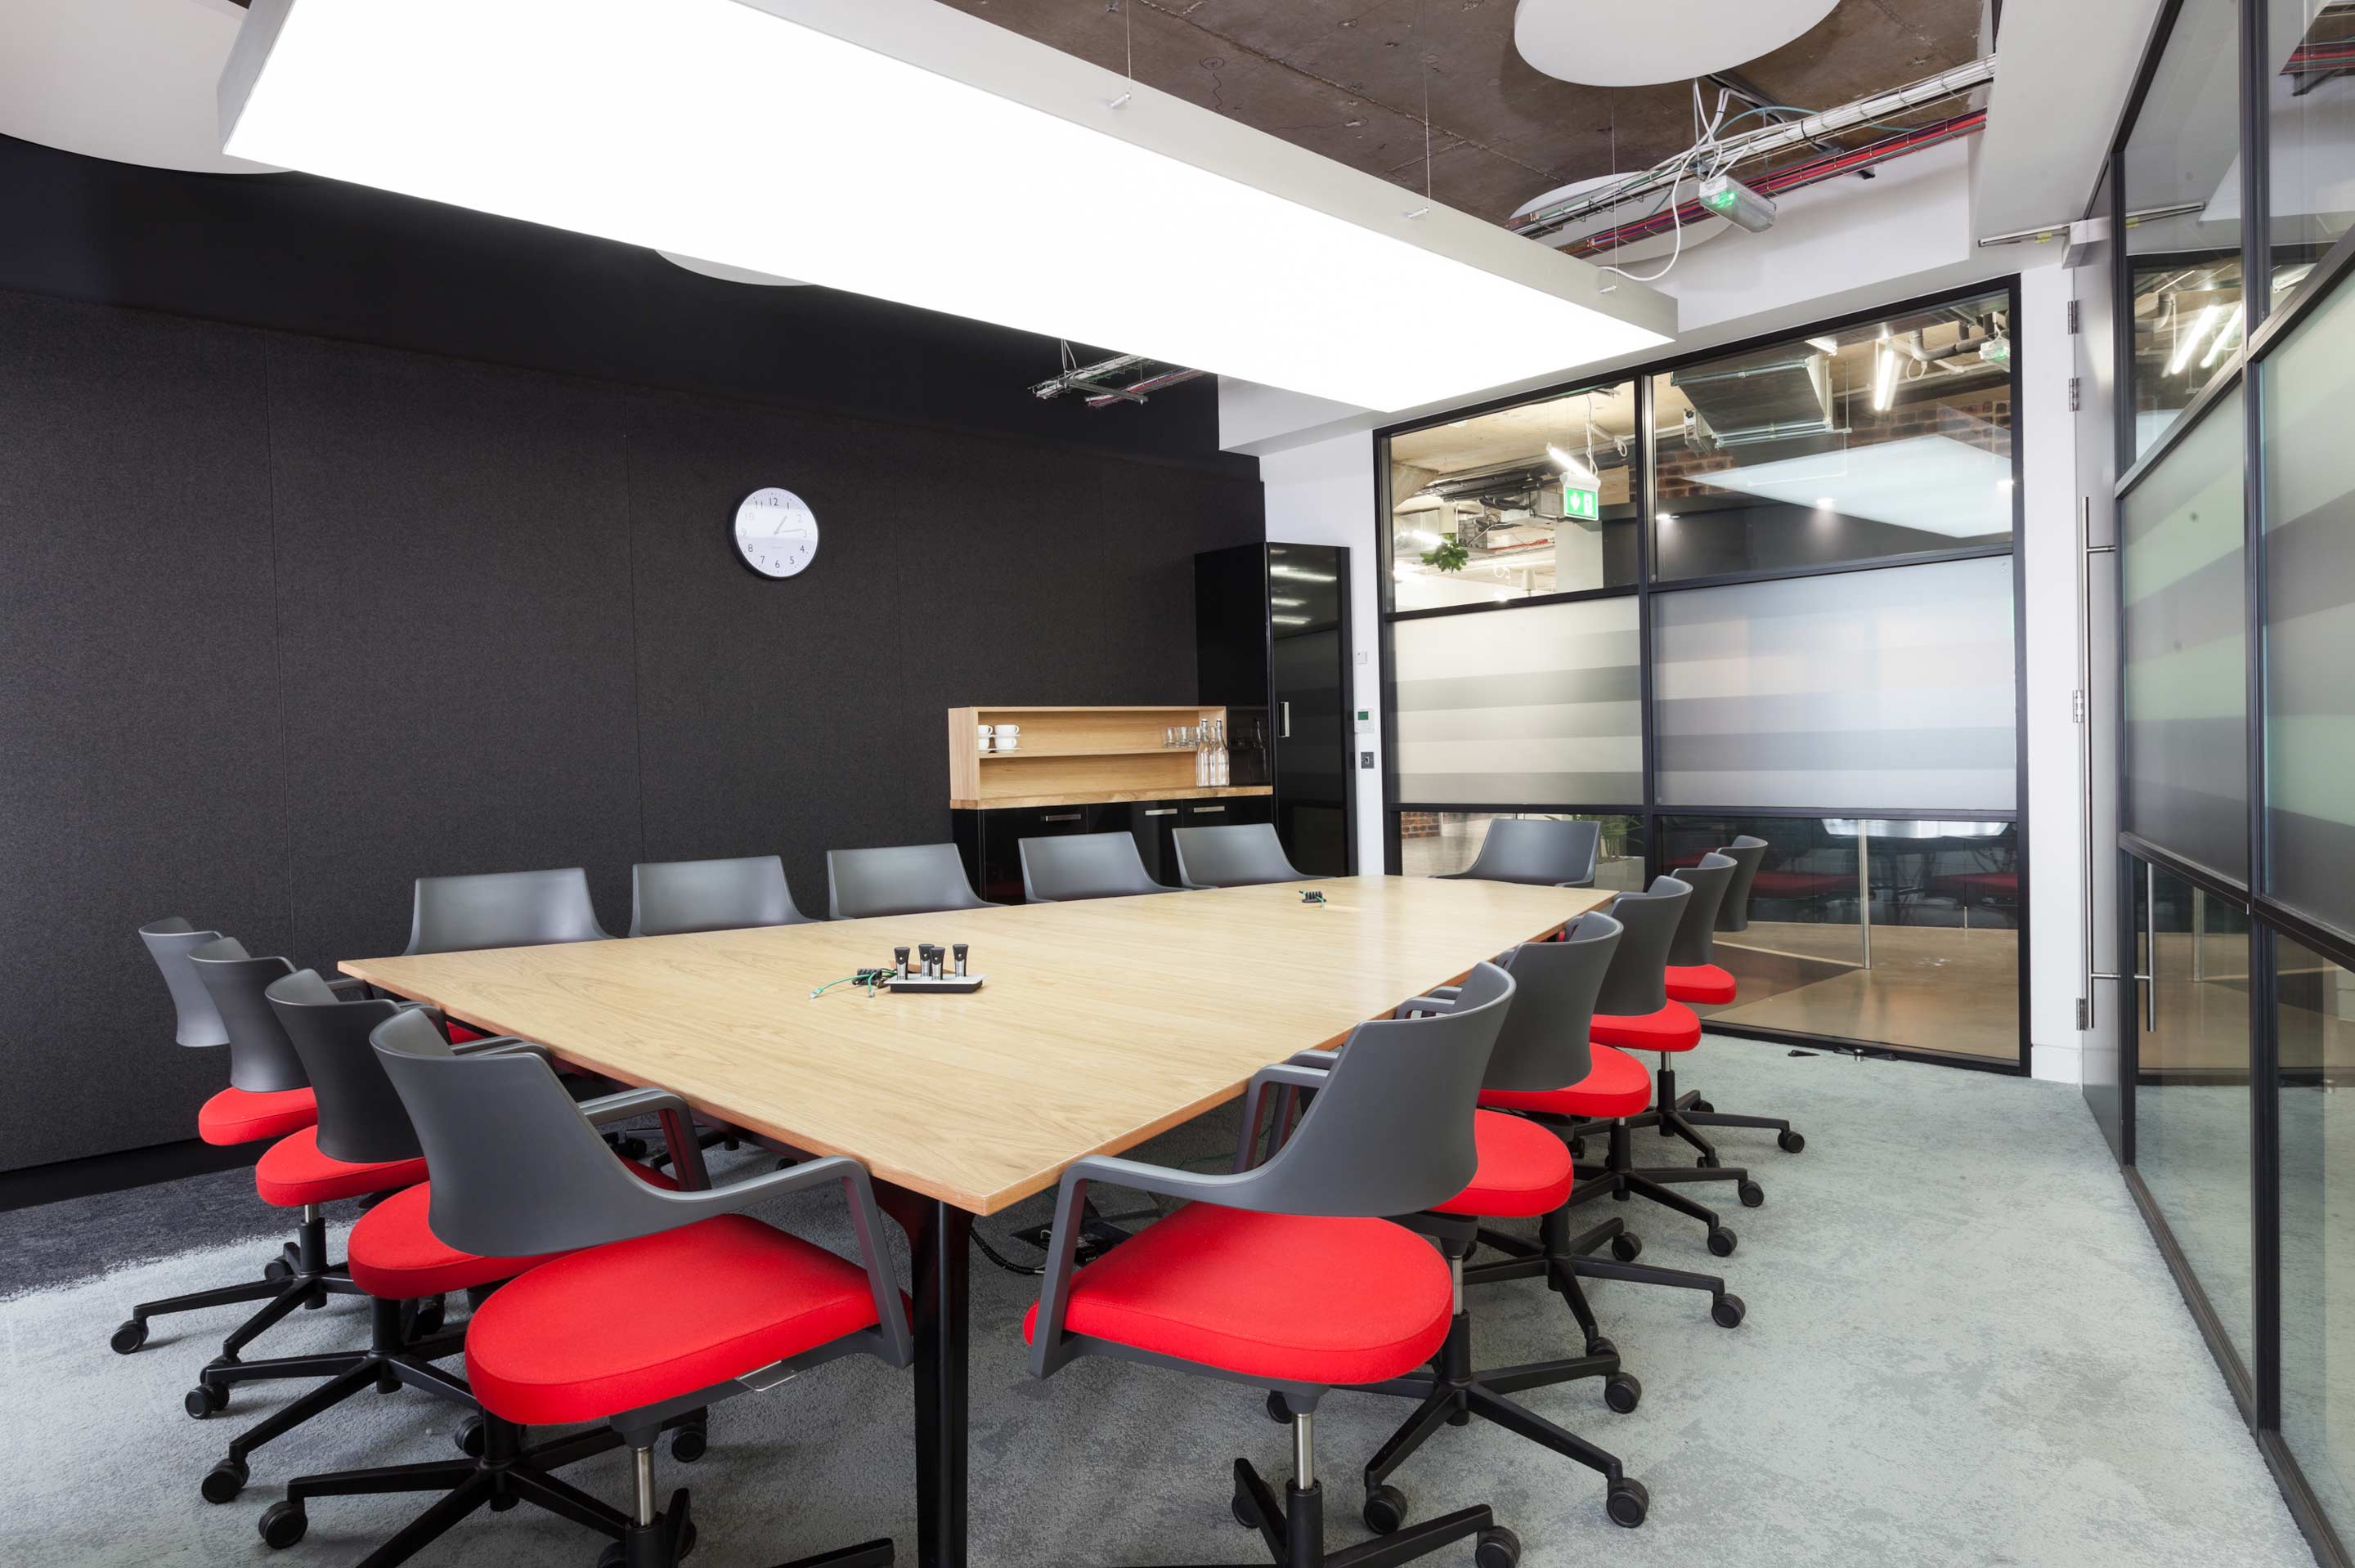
[0,0,281,175]
[1514,0,1841,87]
[657,252,807,287]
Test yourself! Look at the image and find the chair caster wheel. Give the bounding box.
[186,1382,227,1419]
[1475,1524,1523,1566]
[1738,1180,1765,1208]
[1691,1099,1715,1113]
[677,1521,698,1561]
[454,1414,486,1457]
[258,1501,307,1549]
[671,1424,707,1463]
[263,1257,293,1284]
[1604,1373,1642,1414]
[1610,1232,1642,1262]
[1605,1477,1649,1528]
[600,1543,626,1568]
[1363,1484,1408,1534]
[1263,1391,1294,1425]
[1586,1334,1616,1360]
[1695,1154,1720,1170]
[1231,1489,1261,1530]
[1779,1130,1806,1154]
[1707,1225,1737,1257]
[1567,1139,1586,1162]
[110,1319,147,1355]
[1712,1293,1747,1328]
[411,1297,446,1337]
[201,1457,249,1504]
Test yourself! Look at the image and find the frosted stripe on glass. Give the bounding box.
[1392,596,1641,804]
[1652,555,2016,810]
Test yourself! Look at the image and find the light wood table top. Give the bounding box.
[341,876,1606,1215]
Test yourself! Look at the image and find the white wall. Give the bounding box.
[1258,432,1386,871]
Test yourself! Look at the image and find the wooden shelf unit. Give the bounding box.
[948,706,1262,810]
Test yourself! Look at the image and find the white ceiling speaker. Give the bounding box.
[1510,172,1731,264]
[218,0,1672,414]
[0,0,280,174]
[1514,0,1840,87]
[657,252,808,286]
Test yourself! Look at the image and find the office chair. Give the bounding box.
[1441,916,1747,1328]
[1266,945,1652,1532]
[251,975,710,1557]
[1659,840,1805,1155]
[826,842,998,920]
[1025,961,1556,1565]
[1433,818,1599,889]
[1020,832,1174,901]
[1583,877,1760,1250]
[630,854,819,936]
[405,867,612,955]
[112,921,327,1358]
[361,1006,912,1568]
[1170,822,1309,889]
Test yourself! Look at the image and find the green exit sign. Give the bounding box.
[1563,484,1599,522]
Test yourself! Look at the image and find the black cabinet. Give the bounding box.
[1195,543,1354,875]
[953,792,1276,902]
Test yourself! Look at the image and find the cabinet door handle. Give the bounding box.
[1042,812,1083,822]
[1281,701,1292,739]
[1144,808,1178,818]
[1192,804,1227,815]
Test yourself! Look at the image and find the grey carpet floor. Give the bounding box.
[0,1038,2317,1568]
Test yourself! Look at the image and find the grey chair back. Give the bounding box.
[1487,913,1622,1094]
[268,970,425,1167]
[1170,822,1306,889]
[1444,818,1600,888]
[630,855,816,937]
[1716,836,1766,932]
[1591,876,1692,1018]
[186,938,310,1094]
[1020,833,1173,902]
[139,917,232,1048]
[406,867,611,956]
[1239,961,1514,1217]
[825,844,994,921]
[1665,852,1738,968]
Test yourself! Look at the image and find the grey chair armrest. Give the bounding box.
[447,1034,550,1064]
[1030,1153,1269,1379]
[629,1154,913,1370]
[1555,876,1595,889]
[1233,1062,1331,1172]
[579,1086,712,1189]
[1393,990,1460,1019]
[325,977,372,997]
[1283,1048,1342,1069]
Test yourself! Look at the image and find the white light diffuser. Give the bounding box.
[219,0,1673,412]
[1693,433,2016,540]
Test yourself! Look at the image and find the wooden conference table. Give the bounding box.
[343,874,1609,1567]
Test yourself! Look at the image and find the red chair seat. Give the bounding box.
[1751,870,1849,899]
[1592,1000,1701,1053]
[1479,1043,1653,1120]
[465,1215,881,1427]
[1432,1111,1572,1218]
[1665,963,1736,1005]
[1020,1203,1451,1387]
[348,1163,683,1300]
[197,1085,317,1147]
[253,1127,429,1208]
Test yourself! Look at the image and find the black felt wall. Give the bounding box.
[0,290,1263,1171]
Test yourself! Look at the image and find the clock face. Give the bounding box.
[733,487,819,579]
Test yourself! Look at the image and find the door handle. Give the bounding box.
[2079,493,2124,1028]
[1281,701,1292,739]
[1041,812,1082,823]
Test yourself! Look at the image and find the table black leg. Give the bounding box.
[913,1199,972,1568]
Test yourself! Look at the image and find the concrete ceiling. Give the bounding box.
[941,0,1986,227]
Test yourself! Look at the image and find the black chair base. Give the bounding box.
[1620,1060,1801,1170]
[1216,1461,1515,1568]
[603,1488,889,1568]
[196,1294,474,1503]
[1658,1077,1807,1153]
[1560,1115,1756,1253]
[113,1204,361,1361]
[1469,1208,1746,1329]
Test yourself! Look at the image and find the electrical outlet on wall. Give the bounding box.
[1360,751,1375,769]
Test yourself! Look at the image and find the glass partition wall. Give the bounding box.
[2095,0,2355,1557]
[1378,283,2026,1068]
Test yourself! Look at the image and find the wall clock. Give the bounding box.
[733,487,819,579]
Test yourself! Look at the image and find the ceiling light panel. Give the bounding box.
[221,0,1673,412]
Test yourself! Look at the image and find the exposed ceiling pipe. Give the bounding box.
[1563,110,1984,259]
[1515,55,1997,240]
[1031,352,1150,400]
[1083,366,1208,407]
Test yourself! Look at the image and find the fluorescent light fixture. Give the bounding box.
[1871,345,1900,413]
[1270,566,1338,582]
[1271,595,1308,607]
[1806,336,1839,355]
[2200,310,2243,370]
[1814,497,1837,510]
[2166,303,2223,375]
[218,0,1675,413]
[1272,615,1312,625]
[1545,444,1600,488]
